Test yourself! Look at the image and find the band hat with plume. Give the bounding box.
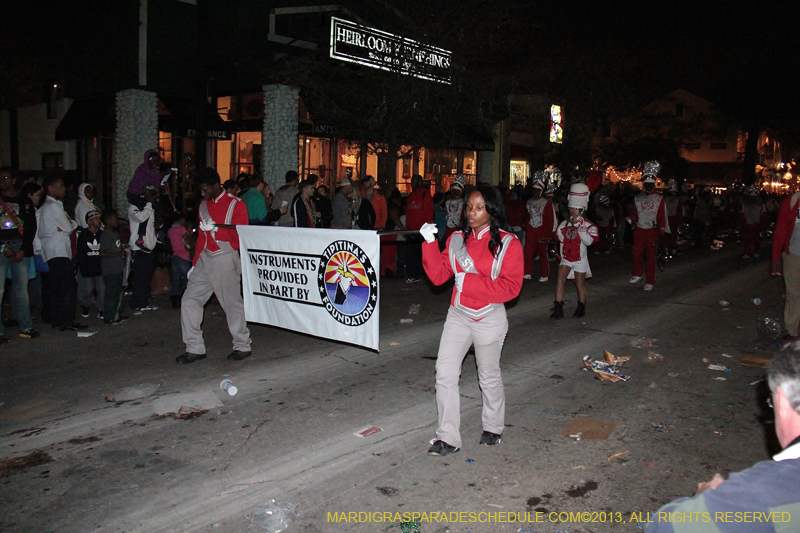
[568,183,590,210]
[450,174,468,192]
[531,170,547,189]
[641,160,661,183]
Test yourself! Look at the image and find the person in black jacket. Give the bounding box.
[352,181,376,230]
[291,179,321,228]
[77,210,104,319]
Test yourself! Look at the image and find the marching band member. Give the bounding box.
[420,184,523,456]
[630,161,668,291]
[551,183,598,319]
[444,175,467,240]
[523,171,557,282]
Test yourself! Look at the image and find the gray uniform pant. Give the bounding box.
[181,251,251,355]
[784,253,800,337]
[434,305,508,448]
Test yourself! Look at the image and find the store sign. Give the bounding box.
[187,129,231,140]
[330,17,452,84]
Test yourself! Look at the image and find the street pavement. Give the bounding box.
[0,240,787,533]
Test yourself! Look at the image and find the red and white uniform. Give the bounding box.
[444,197,463,238]
[632,192,667,285]
[556,217,599,278]
[423,227,523,320]
[524,197,557,279]
[195,191,248,266]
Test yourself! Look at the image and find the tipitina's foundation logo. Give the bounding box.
[318,240,378,326]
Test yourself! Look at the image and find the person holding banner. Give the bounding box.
[421,184,524,456]
[176,168,252,364]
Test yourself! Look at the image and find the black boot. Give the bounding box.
[573,301,586,318]
[171,295,181,309]
[550,300,564,319]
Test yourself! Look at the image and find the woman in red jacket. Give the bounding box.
[420,184,524,456]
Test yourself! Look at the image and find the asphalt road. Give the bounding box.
[0,240,786,533]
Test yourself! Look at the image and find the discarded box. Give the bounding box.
[583,351,630,382]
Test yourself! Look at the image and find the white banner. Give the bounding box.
[238,226,380,351]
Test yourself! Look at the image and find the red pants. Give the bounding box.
[663,216,681,250]
[633,228,660,285]
[743,225,761,256]
[524,226,551,278]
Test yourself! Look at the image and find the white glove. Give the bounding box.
[455,272,465,292]
[187,266,194,279]
[419,222,438,243]
[199,218,217,233]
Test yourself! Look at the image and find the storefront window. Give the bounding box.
[336,140,361,185]
[231,131,262,177]
[158,131,173,163]
[510,160,528,187]
[299,136,332,187]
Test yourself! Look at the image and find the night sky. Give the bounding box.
[2,0,799,145]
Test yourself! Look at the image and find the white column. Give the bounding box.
[114,88,158,210]
[262,84,300,193]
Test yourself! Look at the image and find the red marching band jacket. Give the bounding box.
[194,191,249,266]
[422,227,524,320]
[556,217,599,262]
[632,193,668,234]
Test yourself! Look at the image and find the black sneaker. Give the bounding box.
[427,440,460,456]
[81,307,90,318]
[96,311,104,320]
[19,329,40,339]
[479,431,502,446]
[176,352,207,364]
[227,350,251,361]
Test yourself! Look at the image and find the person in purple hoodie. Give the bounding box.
[127,149,167,206]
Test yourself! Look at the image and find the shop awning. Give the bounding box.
[55,95,116,141]
[158,95,232,139]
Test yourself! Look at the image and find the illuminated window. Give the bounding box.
[550,105,563,144]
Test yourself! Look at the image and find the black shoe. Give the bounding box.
[427,439,460,456]
[0,335,11,344]
[550,300,564,319]
[479,431,502,446]
[176,352,206,364]
[19,329,40,339]
[81,307,90,318]
[573,302,586,318]
[227,350,251,361]
[2,318,18,327]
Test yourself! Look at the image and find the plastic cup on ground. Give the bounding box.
[220,379,238,396]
